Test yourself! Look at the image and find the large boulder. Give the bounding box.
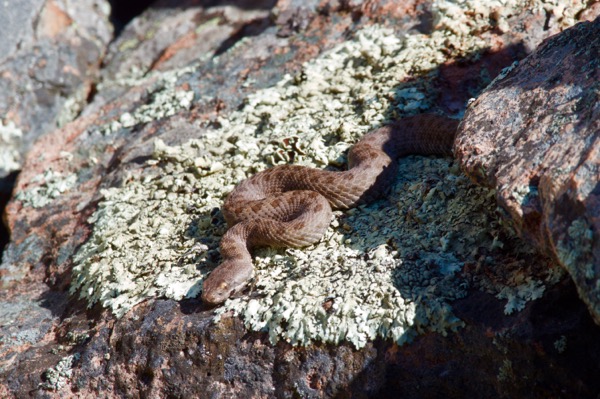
[455,17,600,324]
[1,1,599,397]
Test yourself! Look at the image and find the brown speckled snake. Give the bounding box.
[201,114,459,304]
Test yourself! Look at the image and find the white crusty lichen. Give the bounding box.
[93,85,194,136]
[0,120,23,175]
[91,60,196,136]
[71,0,579,347]
[16,169,77,208]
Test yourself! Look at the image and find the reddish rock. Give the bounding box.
[455,17,600,324]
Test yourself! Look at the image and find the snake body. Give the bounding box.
[201,114,459,304]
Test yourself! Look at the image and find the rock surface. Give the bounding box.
[0,0,112,250]
[1,1,600,398]
[0,0,113,180]
[455,17,600,324]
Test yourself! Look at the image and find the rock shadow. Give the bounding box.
[0,171,18,257]
[108,0,278,45]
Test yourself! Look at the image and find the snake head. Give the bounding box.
[201,260,253,305]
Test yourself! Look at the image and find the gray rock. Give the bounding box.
[0,0,45,64]
[0,0,112,178]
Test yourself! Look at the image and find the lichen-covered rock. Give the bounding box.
[455,17,600,324]
[0,0,112,179]
[2,1,600,398]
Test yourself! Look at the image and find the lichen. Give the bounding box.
[489,61,519,85]
[554,335,567,353]
[556,217,596,312]
[470,239,564,316]
[497,358,514,382]
[511,184,539,209]
[70,0,584,348]
[16,169,77,208]
[92,85,194,136]
[0,120,23,175]
[557,217,594,279]
[214,157,488,347]
[39,353,80,391]
[496,277,546,315]
[65,331,90,346]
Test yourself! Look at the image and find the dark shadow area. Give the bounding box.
[334,278,600,399]
[0,171,18,256]
[410,7,435,34]
[108,0,278,36]
[37,289,70,319]
[108,0,156,35]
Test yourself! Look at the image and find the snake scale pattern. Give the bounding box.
[201,114,460,304]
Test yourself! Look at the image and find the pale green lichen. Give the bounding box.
[71,0,583,348]
[65,331,90,346]
[57,89,88,129]
[472,241,564,316]
[16,170,77,208]
[511,184,539,209]
[0,120,23,175]
[554,335,567,353]
[90,56,198,136]
[557,217,594,279]
[489,61,519,85]
[556,218,596,315]
[39,353,80,391]
[497,277,546,315]
[497,358,514,382]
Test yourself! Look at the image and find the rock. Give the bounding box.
[0,0,113,180]
[2,1,600,398]
[455,17,600,324]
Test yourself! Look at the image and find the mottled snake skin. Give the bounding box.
[201,114,460,304]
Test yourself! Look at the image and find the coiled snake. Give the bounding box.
[201,114,459,304]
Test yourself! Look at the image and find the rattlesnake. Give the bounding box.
[201,114,460,305]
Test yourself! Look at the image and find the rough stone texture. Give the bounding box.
[1,1,600,398]
[455,17,600,324]
[0,0,111,252]
[0,0,113,180]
